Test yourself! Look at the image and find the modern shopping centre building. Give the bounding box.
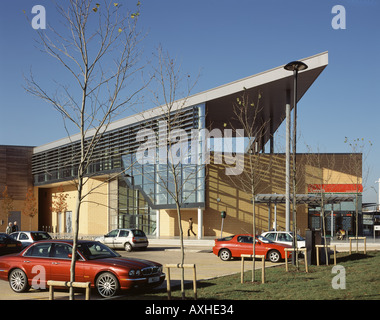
[0,51,368,238]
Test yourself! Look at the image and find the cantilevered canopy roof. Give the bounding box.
[205,51,328,150]
[34,51,328,154]
[255,193,355,207]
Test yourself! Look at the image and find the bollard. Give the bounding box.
[165,264,197,300]
[47,280,91,300]
[349,237,367,255]
[240,254,265,284]
[284,248,308,273]
[315,245,337,266]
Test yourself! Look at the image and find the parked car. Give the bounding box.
[0,240,164,298]
[95,229,149,252]
[212,234,292,263]
[0,233,22,256]
[10,231,52,248]
[261,231,306,249]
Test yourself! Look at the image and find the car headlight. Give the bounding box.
[136,270,141,276]
[128,269,135,276]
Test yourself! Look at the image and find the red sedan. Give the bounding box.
[0,240,165,298]
[213,234,292,262]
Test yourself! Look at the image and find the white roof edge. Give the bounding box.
[33,51,328,154]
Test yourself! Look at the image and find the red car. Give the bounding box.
[0,240,165,298]
[213,234,292,263]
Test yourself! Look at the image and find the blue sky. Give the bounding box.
[1,0,380,203]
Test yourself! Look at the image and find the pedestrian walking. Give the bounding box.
[188,218,196,236]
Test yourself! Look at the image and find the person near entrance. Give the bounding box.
[188,218,196,237]
[12,221,19,232]
[6,222,12,234]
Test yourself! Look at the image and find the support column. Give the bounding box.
[331,207,334,238]
[109,178,119,231]
[269,110,274,154]
[156,210,160,238]
[274,202,277,231]
[197,208,203,239]
[285,97,291,232]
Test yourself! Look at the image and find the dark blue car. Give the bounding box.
[0,233,22,255]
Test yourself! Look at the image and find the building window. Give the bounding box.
[118,177,156,235]
[308,197,361,236]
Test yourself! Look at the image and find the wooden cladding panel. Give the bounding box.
[0,146,34,200]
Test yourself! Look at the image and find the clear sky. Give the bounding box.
[1,0,380,203]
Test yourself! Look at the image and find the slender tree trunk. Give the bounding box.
[355,192,359,253]
[68,63,86,297]
[69,180,82,300]
[249,152,256,282]
[320,194,328,265]
[176,201,185,299]
[252,198,256,282]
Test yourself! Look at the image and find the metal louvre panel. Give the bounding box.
[32,106,199,184]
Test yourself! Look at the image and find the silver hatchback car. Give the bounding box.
[261,231,306,249]
[95,228,149,252]
[9,231,52,248]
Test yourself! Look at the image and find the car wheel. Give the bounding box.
[124,242,132,252]
[96,272,119,298]
[219,248,232,261]
[9,269,30,293]
[268,250,281,263]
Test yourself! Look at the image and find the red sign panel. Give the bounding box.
[308,184,363,193]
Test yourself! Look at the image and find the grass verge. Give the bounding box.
[120,251,380,300]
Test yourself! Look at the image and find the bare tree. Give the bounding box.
[343,137,372,252]
[22,187,38,230]
[229,91,271,281]
[1,186,14,227]
[51,185,69,234]
[304,147,337,264]
[135,47,199,299]
[24,0,146,299]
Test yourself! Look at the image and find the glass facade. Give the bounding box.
[122,154,205,209]
[118,177,157,235]
[308,195,362,236]
[121,103,206,209]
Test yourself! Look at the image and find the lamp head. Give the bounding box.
[284,61,308,72]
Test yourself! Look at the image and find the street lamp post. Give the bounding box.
[284,61,308,266]
[376,179,380,211]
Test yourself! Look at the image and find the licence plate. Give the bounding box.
[148,276,159,283]
[7,244,16,247]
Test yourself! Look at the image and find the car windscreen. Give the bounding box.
[296,234,305,241]
[0,233,14,243]
[257,235,274,243]
[217,236,234,241]
[31,232,52,241]
[132,229,146,237]
[77,242,121,260]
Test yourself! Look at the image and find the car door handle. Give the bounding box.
[51,262,60,265]
[23,261,30,263]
